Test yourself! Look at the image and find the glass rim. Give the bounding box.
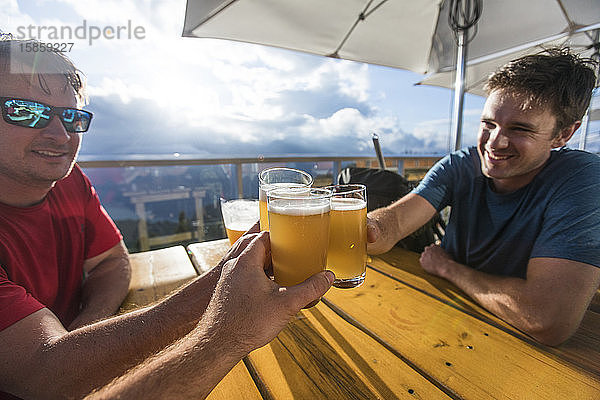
[258,167,314,186]
[219,197,259,203]
[324,184,367,196]
[267,186,332,200]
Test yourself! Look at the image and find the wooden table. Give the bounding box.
[122,240,600,399]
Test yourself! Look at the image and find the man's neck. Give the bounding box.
[0,176,55,207]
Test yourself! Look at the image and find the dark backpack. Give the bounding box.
[338,167,444,253]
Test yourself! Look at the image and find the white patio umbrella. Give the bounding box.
[420,27,600,149]
[420,28,599,97]
[182,0,600,151]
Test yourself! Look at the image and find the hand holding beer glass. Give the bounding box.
[220,198,260,245]
[325,184,368,288]
[267,187,332,294]
[258,167,313,231]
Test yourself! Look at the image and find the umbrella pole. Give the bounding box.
[450,29,467,152]
[579,96,592,150]
[579,35,599,151]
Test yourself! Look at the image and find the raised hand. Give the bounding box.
[197,231,334,355]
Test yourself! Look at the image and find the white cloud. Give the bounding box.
[54,0,154,25]
[312,108,370,138]
[4,0,464,157]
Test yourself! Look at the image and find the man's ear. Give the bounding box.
[552,121,581,148]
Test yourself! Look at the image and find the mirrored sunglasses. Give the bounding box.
[0,97,93,133]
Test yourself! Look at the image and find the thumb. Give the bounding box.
[284,270,335,310]
[366,218,380,244]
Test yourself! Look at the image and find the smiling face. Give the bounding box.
[0,71,82,202]
[477,90,575,193]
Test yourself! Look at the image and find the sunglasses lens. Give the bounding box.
[61,109,91,133]
[3,99,51,128]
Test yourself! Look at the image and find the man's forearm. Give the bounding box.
[69,255,131,329]
[368,194,437,254]
[86,322,246,400]
[431,257,578,345]
[435,260,537,332]
[24,265,222,399]
[420,245,600,346]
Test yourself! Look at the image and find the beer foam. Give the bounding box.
[226,221,253,231]
[268,199,330,216]
[221,199,259,226]
[331,197,367,211]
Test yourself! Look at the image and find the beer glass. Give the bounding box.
[325,184,367,288]
[220,198,259,245]
[267,187,331,289]
[258,167,313,231]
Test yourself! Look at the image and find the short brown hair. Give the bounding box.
[0,39,87,105]
[485,48,597,133]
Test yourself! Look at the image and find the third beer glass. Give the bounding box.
[220,198,259,245]
[326,184,367,288]
[267,187,331,288]
[258,167,313,231]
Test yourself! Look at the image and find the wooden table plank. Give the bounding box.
[369,251,511,330]
[248,302,452,399]
[207,361,262,400]
[119,246,198,313]
[373,248,600,377]
[323,268,600,399]
[187,240,600,398]
[188,241,452,399]
[187,239,230,274]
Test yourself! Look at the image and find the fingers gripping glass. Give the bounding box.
[0,97,93,133]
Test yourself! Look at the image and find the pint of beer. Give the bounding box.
[258,167,313,231]
[220,198,260,245]
[267,187,331,289]
[325,184,367,288]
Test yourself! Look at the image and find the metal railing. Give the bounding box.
[78,154,443,252]
[78,154,442,195]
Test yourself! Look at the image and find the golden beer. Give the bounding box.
[327,198,367,287]
[268,188,331,288]
[325,184,367,288]
[220,198,259,246]
[225,225,247,246]
[258,168,313,231]
[259,198,269,231]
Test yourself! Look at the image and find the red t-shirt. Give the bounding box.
[0,165,122,331]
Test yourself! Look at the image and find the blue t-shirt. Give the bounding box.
[413,147,600,278]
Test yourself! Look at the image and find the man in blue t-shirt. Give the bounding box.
[367,48,600,346]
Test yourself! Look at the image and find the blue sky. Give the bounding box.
[0,0,533,159]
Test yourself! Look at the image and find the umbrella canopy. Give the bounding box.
[419,27,600,97]
[420,26,600,150]
[183,0,600,149]
[183,0,599,75]
[183,0,442,73]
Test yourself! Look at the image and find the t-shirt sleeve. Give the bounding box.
[531,157,600,268]
[79,169,123,259]
[412,152,460,211]
[0,267,45,332]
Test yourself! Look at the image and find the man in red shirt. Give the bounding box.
[0,40,333,399]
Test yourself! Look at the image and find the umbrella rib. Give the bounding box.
[184,0,239,35]
[362,0,389,19]
[461,22,600,67]
[556,0,578,32]
[329,0,389,58]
